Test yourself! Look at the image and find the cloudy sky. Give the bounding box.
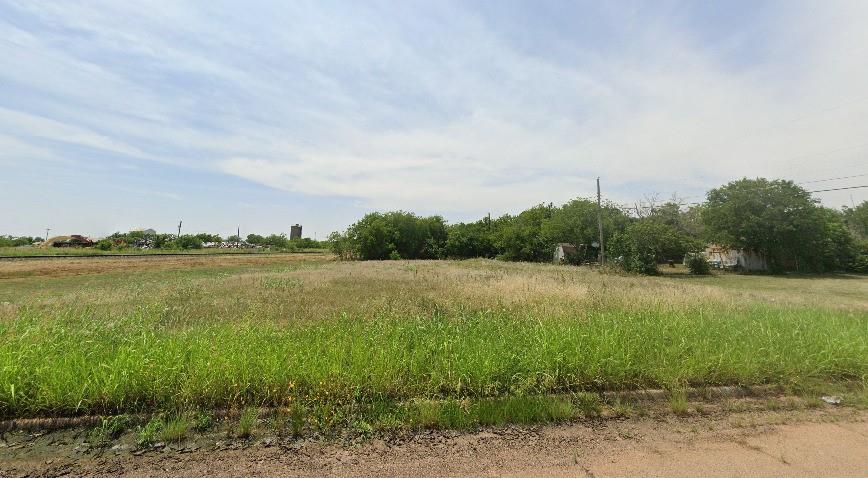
[2,1,867,238]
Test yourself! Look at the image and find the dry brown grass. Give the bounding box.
[2,256,866,326]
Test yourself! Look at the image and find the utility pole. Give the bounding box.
[178,220,182,237]
[486,212,491,231]
[45,227,50,242]
[237,226,240,240]
[596,177,605,265]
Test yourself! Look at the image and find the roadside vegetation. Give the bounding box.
[1,256,865,431]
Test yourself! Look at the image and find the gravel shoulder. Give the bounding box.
[3,408,866,477]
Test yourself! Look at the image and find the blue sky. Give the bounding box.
[2,1,867,238]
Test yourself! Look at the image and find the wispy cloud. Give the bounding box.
[2,0,867,235]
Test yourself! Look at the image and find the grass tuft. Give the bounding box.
[237,407,258,438]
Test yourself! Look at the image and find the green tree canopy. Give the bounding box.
[703,178,827,271]
[345,211,447,260]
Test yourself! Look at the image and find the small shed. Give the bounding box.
[553,243,578,264]
[703,244,767,271]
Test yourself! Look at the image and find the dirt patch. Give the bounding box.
[2,408,865,477]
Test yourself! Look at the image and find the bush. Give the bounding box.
[170,235,203,250]
[95,239,114,251]
[686,254,711,275]
[625,252,658,275]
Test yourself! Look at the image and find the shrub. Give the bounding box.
[686,253,711,275]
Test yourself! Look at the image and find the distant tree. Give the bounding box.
[152,234,173,248]
[171,235,203,250]
[542,199,630,263]
[291,237,322,249]
[95,239,114,251]
[703,178,827,272]
[227,235,242,242]
[444,220,498,259]
[264,234,290,248]
[843,200,868,240]
[609,221,686,274]
[814,207,858,272]
[343,211,447,260]
[0,236,38,247]
[494,204,555,262]
[327,231,355,260]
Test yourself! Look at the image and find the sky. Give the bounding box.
[2,0,867,239]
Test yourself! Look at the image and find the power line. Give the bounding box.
[800,173,868,184]
[620,172,868,209]
[621,184,868,211]
[808,185,868,193]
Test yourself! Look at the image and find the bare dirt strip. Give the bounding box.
[2,408,866,478]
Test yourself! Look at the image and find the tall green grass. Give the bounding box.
[1,304,865,419]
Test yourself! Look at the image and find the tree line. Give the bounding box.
[327,178,868,274]
[0,231,324,251]
[94,231,323,251]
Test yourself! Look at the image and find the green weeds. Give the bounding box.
[237,408,258,438]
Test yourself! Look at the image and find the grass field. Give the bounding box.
[1,255,866,431]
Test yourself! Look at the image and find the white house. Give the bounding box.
[703,244,767,271]
[553,243,579,263]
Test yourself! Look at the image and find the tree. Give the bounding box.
[542,199,630,263]
[843,200,868,240]
[171,235,203,250]
[703,178,827,272]
[444,220,497,258]
[327,231,355,260]
[494,204,554,262]
[609,221,686,274]
[343,211,447,260]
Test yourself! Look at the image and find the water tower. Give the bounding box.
[290,224,302,240]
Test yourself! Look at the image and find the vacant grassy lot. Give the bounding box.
[0,246,325,257]
[1,255,866,429]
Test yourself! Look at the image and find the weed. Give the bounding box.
[137,417,165,446]
[191,411,213,432]
[669,390,689,416]
[573,392,602,417]
[100,414,133,439]
[161,417,189,443]
[237,408,258,438]
[352,420,374,438]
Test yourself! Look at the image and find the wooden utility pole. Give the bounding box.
[596,177,605,265]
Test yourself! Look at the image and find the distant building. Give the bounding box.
[290,224,302,240]
[553,243,579,263]
[702,244,767,271]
